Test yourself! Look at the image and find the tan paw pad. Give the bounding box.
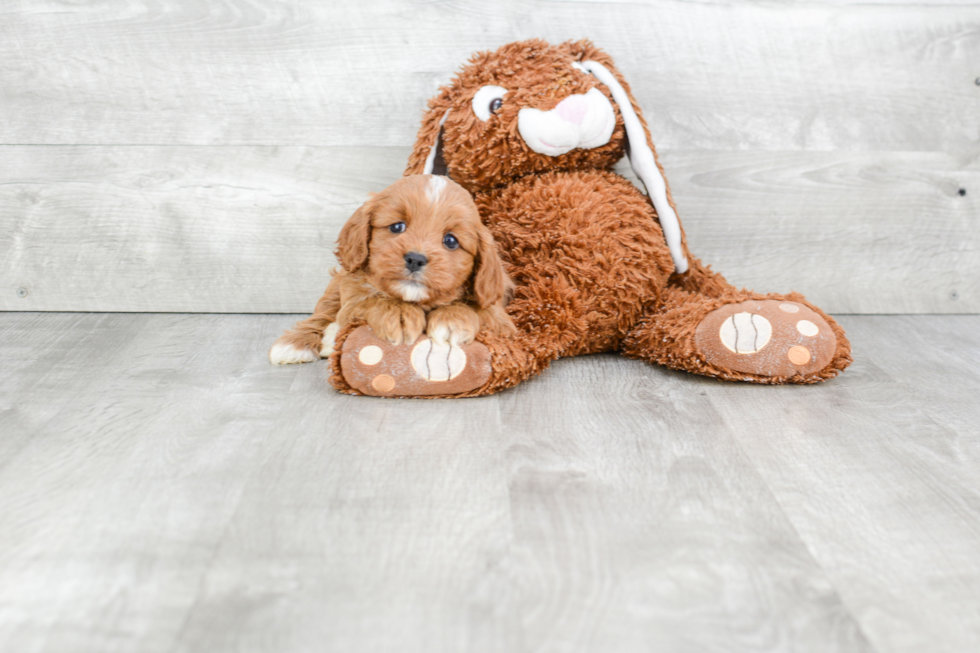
[695,300,836,378]
[339,325,492,397]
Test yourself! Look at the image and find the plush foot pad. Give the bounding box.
[339,325,492,397]
[694,300,837,378]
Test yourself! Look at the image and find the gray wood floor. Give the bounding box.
[1,313,978,653]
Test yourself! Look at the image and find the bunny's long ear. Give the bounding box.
[581,60,687,274]
[560,44,687,274]
[405,90,453,177]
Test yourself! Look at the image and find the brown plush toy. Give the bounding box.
[330,39,852,397]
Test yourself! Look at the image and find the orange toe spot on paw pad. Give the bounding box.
[787,346,811,365]
[358,345,384,365]
[371,374,396,393]
[779,303,800,313]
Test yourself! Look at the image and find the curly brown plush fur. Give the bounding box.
[329,39,851,397]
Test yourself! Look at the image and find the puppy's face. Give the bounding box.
[335,175,508,309]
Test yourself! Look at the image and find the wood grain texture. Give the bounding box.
[2,146,976,313]
[0,146,404,312]
[667,151,980,314]
[2,0,978,151]
[2,312,979,651]
[2,1,978,315]
[703,315,980,652]
[0,313,297,653]
[174,344,870,653]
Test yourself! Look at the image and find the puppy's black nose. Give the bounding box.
[404,251,428,272]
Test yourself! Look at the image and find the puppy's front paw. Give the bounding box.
[367,301,426,346]
[269,337,319,365]
[426,304,481,346]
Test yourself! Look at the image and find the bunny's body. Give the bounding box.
[475,169,672,356]
[329,40,852,397]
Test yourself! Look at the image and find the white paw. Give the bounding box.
[427,322,475,347]
[428,323,452,347]
[320,323,340,357]
[269,342,318,365]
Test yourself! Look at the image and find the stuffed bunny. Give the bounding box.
[330,39,852,397]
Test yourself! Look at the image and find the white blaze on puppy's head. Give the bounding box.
[426,175,447,204]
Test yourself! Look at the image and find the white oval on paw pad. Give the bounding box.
[719,312,772,354]
[358,345,384,365]
[796,320,819,337]
[410,339,467,382]
[779,303,800,313]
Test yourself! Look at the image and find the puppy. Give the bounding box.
[270,174,516,365]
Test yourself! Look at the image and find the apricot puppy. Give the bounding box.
[270,174,515,365]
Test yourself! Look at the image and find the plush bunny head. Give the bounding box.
[405,39,688,274]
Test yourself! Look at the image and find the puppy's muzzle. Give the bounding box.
[404,251,428,273]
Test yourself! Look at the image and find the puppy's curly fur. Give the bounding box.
[270,175,515,364]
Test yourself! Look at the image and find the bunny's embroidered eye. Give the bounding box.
[472,85,508,121]
[389,222,406,234]
[443,233,459,250]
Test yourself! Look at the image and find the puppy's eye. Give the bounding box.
[443,233,459,250]
[472,85,508,122]
[389,222,406,234]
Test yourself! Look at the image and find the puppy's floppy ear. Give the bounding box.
[472,224,510,309]
[560,40,689,275]
[335,196,376,272]
[405,88,452,177]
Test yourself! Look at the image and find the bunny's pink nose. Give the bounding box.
[555,94,588,125]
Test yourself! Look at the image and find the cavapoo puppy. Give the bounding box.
[270,174,516,365]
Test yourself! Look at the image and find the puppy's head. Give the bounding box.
[335,175,509,309]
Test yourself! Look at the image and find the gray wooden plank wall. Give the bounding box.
[1,0,978,313]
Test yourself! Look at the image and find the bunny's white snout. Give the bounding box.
[517,88,616,157]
